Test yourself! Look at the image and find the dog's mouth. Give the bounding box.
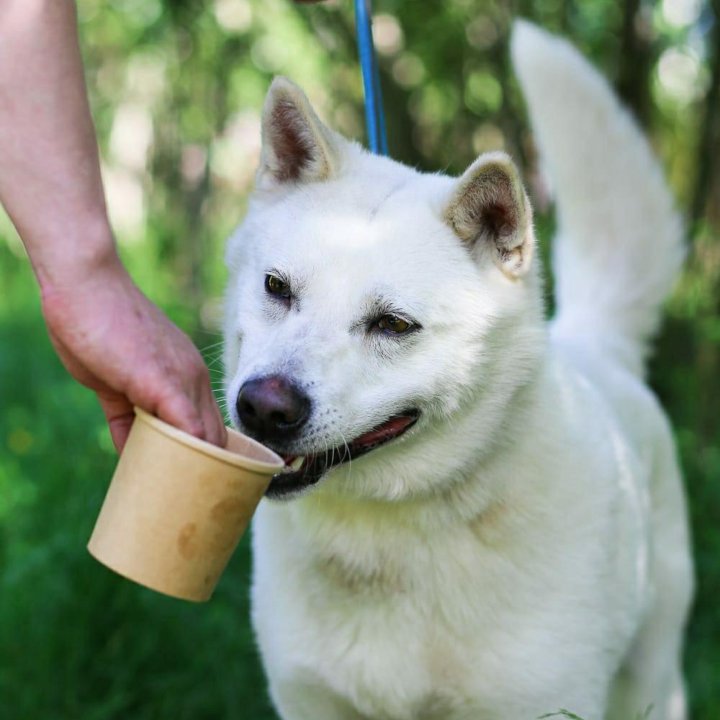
[267,409,420,498]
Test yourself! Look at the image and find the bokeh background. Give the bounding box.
[1,0,718,717]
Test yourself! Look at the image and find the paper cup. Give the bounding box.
[88,407,283,602]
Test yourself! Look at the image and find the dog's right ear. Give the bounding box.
[257,77,339,190]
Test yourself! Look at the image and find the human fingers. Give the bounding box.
[183,347,227,447]
[97,392,135,453]
[199,383,228,449]
[137,336,220,445]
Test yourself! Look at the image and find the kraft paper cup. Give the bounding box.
[88,407,283,602]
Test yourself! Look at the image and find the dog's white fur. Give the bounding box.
[223,21,693,720]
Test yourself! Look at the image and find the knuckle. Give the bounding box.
[187,418,206,439]
[195,361,210,383]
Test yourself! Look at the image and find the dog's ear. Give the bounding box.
[444,152,534,278]
[257,77,339,189]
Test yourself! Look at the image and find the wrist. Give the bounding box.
[33,216,122,298]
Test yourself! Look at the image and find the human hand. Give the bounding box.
[0,1,225,453]
[40,250,227,453]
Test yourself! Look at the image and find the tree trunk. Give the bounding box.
[616,0,653,127]
[690,0,720,233]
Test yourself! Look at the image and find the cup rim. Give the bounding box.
[133,407,284,473]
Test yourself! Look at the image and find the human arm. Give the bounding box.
[0,0,226,451]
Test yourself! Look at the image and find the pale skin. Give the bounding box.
[0,0,227,452]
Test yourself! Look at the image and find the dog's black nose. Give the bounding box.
[236,375,311,441]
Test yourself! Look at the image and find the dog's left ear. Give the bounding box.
[444,152,534,278]
[257,77,340,190]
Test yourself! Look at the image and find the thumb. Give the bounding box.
[97,393,135,453]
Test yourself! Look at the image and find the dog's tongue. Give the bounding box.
[351,414,417,450]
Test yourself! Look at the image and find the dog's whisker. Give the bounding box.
[199,340,225,353]
[337,428,353,481]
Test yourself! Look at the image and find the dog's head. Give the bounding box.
[223,78,544,501]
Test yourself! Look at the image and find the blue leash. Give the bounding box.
[354,0,388,155]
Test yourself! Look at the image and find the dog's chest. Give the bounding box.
[283,549,481,718]
[251,502,586,719]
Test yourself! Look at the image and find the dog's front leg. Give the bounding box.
[270,678,368,720]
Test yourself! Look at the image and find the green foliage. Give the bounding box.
[0,253,273,719]
[539,704,654,720]
[1,0,718,718]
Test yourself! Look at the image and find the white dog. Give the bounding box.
[222,21,693,720]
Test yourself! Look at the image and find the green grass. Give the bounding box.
[0,255,278,719]
[539,707,653,720]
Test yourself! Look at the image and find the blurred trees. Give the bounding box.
[1,0,718,717]
[63,0,720,333]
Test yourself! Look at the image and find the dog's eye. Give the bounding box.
[376,314,412,335]
[265,274,291,300]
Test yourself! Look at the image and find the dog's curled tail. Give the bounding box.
[510,21,684,376]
